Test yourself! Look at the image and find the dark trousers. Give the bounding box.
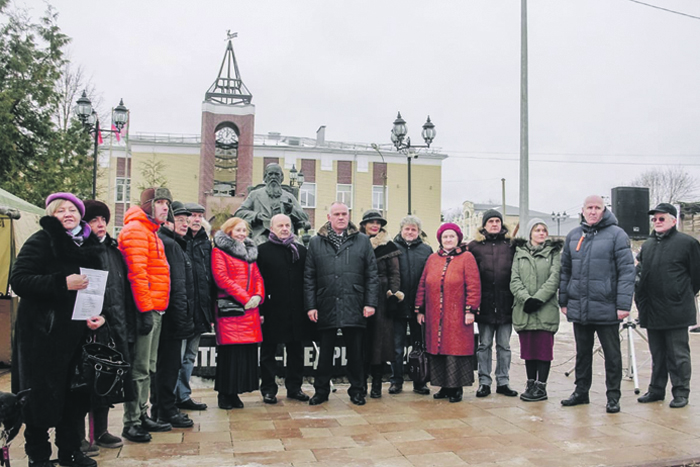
[647,327,691,398]
[260,340,305,396]
[25,391,90,461]
[153,337,184,419]
[573,322,622,401]
[314,327,364,398]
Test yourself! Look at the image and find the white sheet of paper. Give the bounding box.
[72,268,109,320]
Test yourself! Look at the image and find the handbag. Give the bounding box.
[407,324,430,385]
[216,298,245,317]
[217,265,250,318]
[72,325,131,405]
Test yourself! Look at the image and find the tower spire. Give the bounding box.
[205,32,252,105]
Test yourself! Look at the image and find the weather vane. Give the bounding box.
[226,30,238,41]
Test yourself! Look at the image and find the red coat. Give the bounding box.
[212,237,264,345]
[415,245,481,356]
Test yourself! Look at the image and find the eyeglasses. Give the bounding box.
[651,217,666,223]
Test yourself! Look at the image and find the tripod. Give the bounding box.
[565,317,649,394]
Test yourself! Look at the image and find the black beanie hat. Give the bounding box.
[482,209,503,227]
[83,200,111,225]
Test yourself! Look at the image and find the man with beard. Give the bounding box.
[234,163,310,244]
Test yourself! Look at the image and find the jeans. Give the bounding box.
[176,333,201,403]
[477,322,512,386]
[123,311,162,427]
[572,322,622,401]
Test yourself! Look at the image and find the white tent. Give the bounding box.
[0,188,43,296]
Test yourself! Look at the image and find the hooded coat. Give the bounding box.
[367,229,401,365]
[393,233,433,320]
[118,206,170,313]
[10,216,105,426]
[212,231,264,345]
[257,240,311,343]
[635,227,700,330]
[559,209,635,325]
[185,227,214,334]
[158,227,195,340]
[415,245,481,356]
[510,238,563,333]
[303,222,379,331]
[467,226,515,324]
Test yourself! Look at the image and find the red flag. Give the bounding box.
[112,123,121,142]
[96,120,104,145]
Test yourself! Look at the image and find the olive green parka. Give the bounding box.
[510,238,563,333]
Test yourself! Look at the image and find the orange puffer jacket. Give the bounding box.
[212,233,264,345]
[118,206,170,313]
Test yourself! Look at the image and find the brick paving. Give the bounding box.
[3,320,700,467]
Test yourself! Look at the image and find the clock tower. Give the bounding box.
[199,33,255,215]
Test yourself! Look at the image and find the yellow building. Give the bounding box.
[99,38,447,242]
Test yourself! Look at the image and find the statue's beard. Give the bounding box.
[266,181,282,198]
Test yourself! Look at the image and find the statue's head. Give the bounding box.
[263,163,284,186]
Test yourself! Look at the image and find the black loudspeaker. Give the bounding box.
[611,187,649,239]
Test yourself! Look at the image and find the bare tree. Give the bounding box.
[630,166,698,206]
[54,57,105,131]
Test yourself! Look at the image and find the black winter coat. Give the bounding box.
[10,216,104,427]
[468,227,515,324]
[559,209,635,325]
[257,241,312,343]
[185,228,214,333]
[393,234,432,320]
[303,222,379,330]
[635,227,700,330]
[158,228,195,340]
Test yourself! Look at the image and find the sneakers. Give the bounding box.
[521,381,547,402]
[96,431,123,448]
[58,450,97,467]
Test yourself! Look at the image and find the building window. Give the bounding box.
[336,184,353,209]
[116,177,131,203]
[299,183,316,208]
[372,186,387,211]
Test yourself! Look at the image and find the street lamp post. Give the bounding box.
[551,211,568,237]
[74,91,128,199]
[289,163,305,190]
[390,112,436,216]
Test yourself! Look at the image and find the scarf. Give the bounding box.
[326,228,348,251]
[268,232,300,262]
[437,243,468,257]
[67,221,91,246]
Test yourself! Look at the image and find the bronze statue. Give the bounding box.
[234,163,310,244]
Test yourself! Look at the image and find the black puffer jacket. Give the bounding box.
[559,209,635,325]
[468,227,515,324]
[158,227,195,340]
[635,227,700,330]
[185,228,214,333]
[393,234,432,319]
[303,222,379,330]
[11,216,104,426]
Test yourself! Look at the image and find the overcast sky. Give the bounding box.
[17,0,700,215]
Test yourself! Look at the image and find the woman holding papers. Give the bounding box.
[11,192,106,467]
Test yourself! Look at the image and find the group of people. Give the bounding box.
[9,184,699,467]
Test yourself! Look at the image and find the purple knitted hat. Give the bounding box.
[45,192,85,218]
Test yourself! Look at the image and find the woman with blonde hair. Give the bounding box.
[211,217,265,409]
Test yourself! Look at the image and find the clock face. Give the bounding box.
[215,127,238,146]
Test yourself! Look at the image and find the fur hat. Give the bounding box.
[83,200,111,225]
[437,222,463,245]
[360,209,387,227]
[140,187,172,217]
[481,209,503,227]
[45,192,85,218]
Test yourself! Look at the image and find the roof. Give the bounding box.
[0,188,45,216]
